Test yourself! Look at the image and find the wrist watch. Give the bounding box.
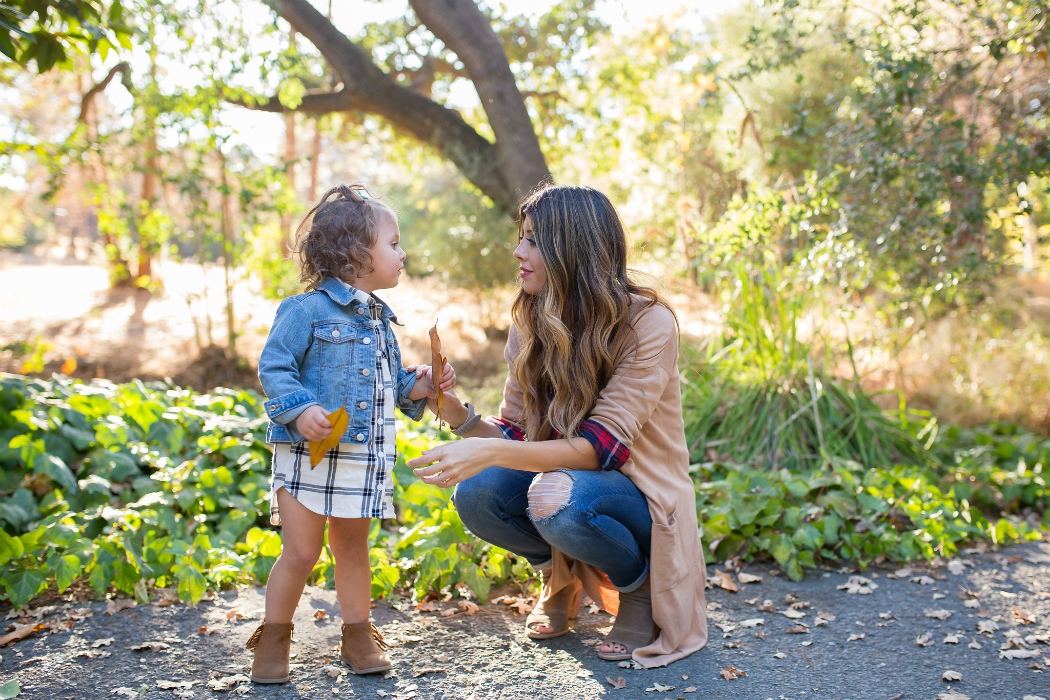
[451,402,482,436]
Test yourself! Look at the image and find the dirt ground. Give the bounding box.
[1,541,1048,700]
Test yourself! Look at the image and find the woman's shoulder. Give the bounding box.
[627,295,677,338]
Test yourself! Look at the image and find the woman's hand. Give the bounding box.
[295,405,332,441]
[407,438,496,488]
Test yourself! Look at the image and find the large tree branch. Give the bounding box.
[408,0,550,201]
[79,62,131,123]
[254,0,531,214]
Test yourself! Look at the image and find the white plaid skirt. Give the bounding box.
[269,441,396,524]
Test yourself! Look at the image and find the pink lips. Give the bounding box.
[519,267,532,277]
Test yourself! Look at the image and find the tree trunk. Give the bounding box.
[247,0,550,215]
[280,28,298,256]
[308,118,321,203]
[219,150,237,356]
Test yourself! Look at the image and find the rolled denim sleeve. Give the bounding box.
[395,364,427,421]
[258,297,319,432]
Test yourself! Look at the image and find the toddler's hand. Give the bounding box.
[405,363,455,400]
[436,360,456,393]
[295,405,332,441]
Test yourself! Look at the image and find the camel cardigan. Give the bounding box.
[496,296,709,668]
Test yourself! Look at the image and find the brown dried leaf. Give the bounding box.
[910,575,936,586]
[509,600,534,615]
[786,626,810,634]
[847,633,865,641]
[925,609,953,620]
[105,599,136,615]
[758,600,775,612]
[429,321,446,429]
[74,649,111,659]
[413,668,446,678]
[720,666,747,681]
[737,572,763,584]
[440,608,457,617]
[916,633,934,647]
[416,600,440,612]
[963,599,980,608]
[314,610,327,621]
[941,670,962,682]
[0,622,45,647]
[197,626,220,636]
[128,641,170,652]
[606,676,627,689]
[713,570,739,592]
[1013,607,1036,625]
[457,601,479,615]
[225,609,251,621]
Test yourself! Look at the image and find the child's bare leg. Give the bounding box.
[265,487,328,624]
[326,517,373,624]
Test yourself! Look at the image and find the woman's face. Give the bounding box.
[513,215,546,295]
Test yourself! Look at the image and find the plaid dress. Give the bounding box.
[269,285,398,524]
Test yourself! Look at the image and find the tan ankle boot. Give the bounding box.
[246,621,294,683]
[340,621,392,674]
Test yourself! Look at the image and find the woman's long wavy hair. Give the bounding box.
[295,184,395,292]
[511,184,675,442]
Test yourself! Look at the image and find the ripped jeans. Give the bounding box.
[452,467,653,592]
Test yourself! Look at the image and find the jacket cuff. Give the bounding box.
[490,417,526,441]
[396,373,427,421]
[578,419,630,471]
[265,389,318,424]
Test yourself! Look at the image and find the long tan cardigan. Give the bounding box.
[495,296,709,668]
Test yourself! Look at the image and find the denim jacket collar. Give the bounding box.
[316,277,402,325]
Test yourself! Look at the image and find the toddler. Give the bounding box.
[248,184,453,683]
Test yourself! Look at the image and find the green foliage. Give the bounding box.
[695,453,1044,580]
[0,0,134,72]
[0,374,525,609]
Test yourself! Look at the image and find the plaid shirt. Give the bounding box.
[489,416,630,472]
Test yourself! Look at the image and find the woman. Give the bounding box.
[407,184,708,668]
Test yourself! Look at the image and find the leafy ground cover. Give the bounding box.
[0,371,1046,613]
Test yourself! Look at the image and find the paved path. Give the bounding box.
[2,541,1048,700]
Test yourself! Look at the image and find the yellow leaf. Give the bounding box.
[308,405,349,468]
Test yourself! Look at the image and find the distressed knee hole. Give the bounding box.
[527,471,573,520]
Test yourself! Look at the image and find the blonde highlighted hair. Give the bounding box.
[295,184,396,292]
[511,184,675,442]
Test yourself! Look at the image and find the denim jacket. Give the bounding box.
[258,277,427,445]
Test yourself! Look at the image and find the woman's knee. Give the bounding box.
[527,471,574,521]
[453,467,517,523]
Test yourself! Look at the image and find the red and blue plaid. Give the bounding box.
[489,417,629,472]
[578,419,630,472]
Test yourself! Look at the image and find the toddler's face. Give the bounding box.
[355,210,405,293]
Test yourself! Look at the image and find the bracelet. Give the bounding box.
[452,402,481,436]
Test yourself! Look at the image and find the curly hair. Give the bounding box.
[294,184,396,292]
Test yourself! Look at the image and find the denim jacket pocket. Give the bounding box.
[313,322,356,368]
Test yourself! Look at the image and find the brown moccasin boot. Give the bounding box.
[339,621,392,674]
[246,621,294,683]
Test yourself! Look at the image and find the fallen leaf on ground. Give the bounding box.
[942,670,962,681]
[879,612,894,619]
[963,599,980,608]
[723,641,740,648]
[847,633,865,641]
[758,600,775,612]
[719,666,747,681]
[314,610,327,621]
[1023,696,1048,700]
[106,599,136,615]
[893,568,912,578]
[773,652,786,659]
[1000,649,1041,659]
[780,609,806,619]
[576,670,593,678]
[154,590,179,608]
[458,601,479,615]
[838,576,878,595]
[91,638,114,648]
[683,687,696,693]
[910,575,936,586]
[933,593,947,600]
[157,680,196,689]
[646,682,674,692]
[755,629,766,640]
[706,601,722,610]
[784,593,799,604]
[936,691,970,700]
[128,642,170,652]
[225,610,250,621]
[968,639,981,649]
[947,561,966,576]
[197,626,220,636]
[745,597,760,605]
[713,570,738,592]
[0,623,46,647]
[440,608,457,617]
[606,677,626,689]
[413,668,445,678]
[916,633,934,647]
[715,623,735,633]
[943,633,961,644]
[111,689,139,697]
[324,667,345,678]
[520,671,544,679]
[509,600,533,615]
[416,601,439,612]
[618,659,643,669]
[74,649,111,659]
[787,625,809,634]
[737,572,762,584]
[434,654,450,662]
[1013,607,1036,625]
[205,674,250,691]
[977,620,999,635]
[801,640,813,646]
[925,609,953,620]
[740,619,765,628]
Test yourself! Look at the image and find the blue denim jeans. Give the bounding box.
[452,467,653,592]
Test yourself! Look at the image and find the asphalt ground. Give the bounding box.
[2,540,1048,700]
